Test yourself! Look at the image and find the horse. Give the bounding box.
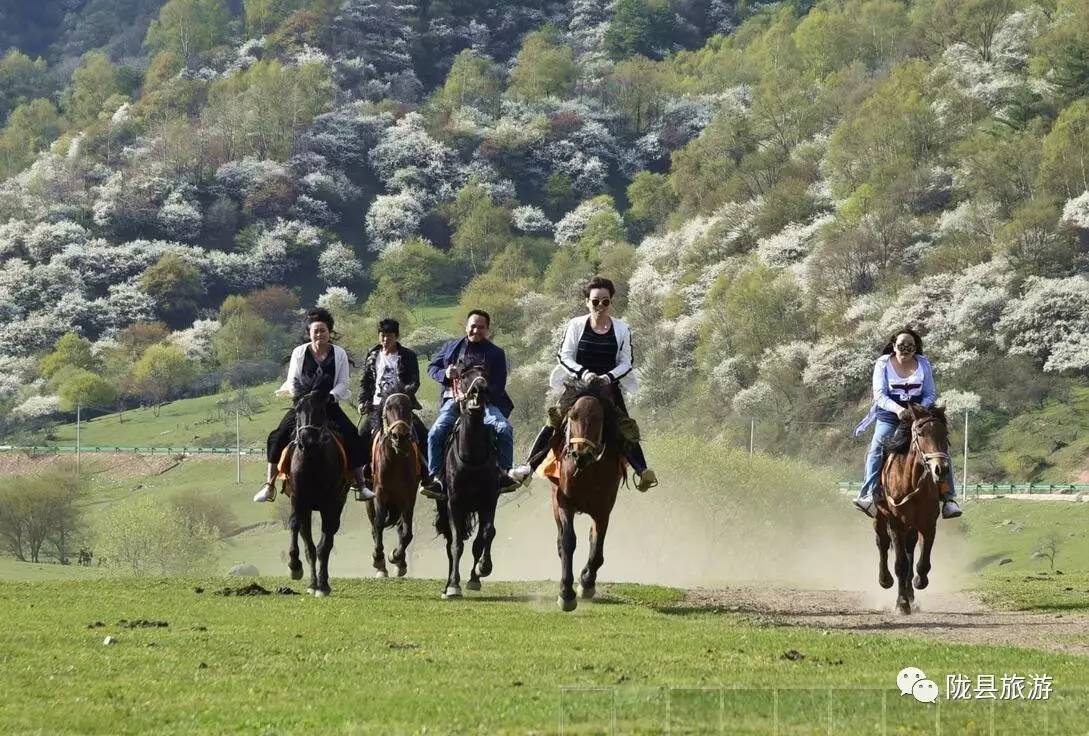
[546,380,625,612]
[875,403,948,615]
[286,369,349,597]
[366,390,420,578]
[434,362,499,599]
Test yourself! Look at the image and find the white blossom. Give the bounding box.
[512,206,553,234]
[365,190,425,251]
[554,199,621,247]
[11,394,61,420]
[170,319,220,364]
[938,389,982,414]
[755,215,834,268]
[316,287,357,312]
[1060,191,1089,231]
[997,275,1089,370]
[318,242,365,286]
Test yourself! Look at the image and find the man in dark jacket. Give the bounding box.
[420,309,527,499]
[356,318,428,499]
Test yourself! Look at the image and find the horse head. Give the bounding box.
[294,368,331,450]
[455,362,489,412]
[906,404,951,491]
[560,379,616,471]
[382,391,414,454]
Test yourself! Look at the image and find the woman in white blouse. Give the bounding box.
[253,307,373,503]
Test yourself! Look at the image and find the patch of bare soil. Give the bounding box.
[0,452,179,479]
[682,585,1089,655]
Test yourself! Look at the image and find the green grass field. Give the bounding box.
[1,577,1087,735]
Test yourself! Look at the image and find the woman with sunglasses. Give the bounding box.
[510,276,658,492]
[852,328,962,519]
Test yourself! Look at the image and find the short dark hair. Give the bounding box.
[583,275,616,298]
[378,318,400,335]
[466,309,491,327]
[881,328,924,356]
[305,307,335,333]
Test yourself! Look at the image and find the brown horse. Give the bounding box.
[547,381,625,612]
[876,404,948,614]
[367,392,420,578]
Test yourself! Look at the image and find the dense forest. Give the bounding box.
[1,0,1088,480]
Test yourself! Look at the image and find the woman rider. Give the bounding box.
[253,307,374,503]
[852,328,962,519]
[511,275,658,492]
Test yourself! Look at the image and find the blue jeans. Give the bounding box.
[426,399,514,477]
[859,420,956,502]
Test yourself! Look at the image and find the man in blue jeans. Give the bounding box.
[419,309,530,500]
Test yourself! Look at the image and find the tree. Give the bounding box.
[64,51,120,125]
[95,495,221,575]
[1039,100,1089,200]
[626,172,677,236]
[372,238,458,303]
[40,332,99,379]
[0,50,51,123]
[56,368,118,412]
[144,0,232,63]
[362,275,412,329]
[0,98,62,179]
[705,265,807,358]
[140,253,203,324]
[0,471,84,564]
[317,242,364,287]
[129,343,196,415]
[508,29,578,100]
[606,56,668,136]
[448,183,512,275]
[244,0,305,35]
[604,0,677,60]
[435,50,502,116]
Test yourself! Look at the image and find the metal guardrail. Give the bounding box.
[837,481,1089,495]
[0,445,264,455]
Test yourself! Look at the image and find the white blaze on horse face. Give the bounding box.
[897,667,927,696]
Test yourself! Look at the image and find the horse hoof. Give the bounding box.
[289,566,303,581]
[474,561,492,578]
[913,575,929,590]
[466,579,481,591]
[879,574,893,589]
[896,600,911,615]
[912,601,922,613]
[314,589,329,598]
[375,569,388,578]
[442,586,462,599]
[395,564,407,578]
[578,585,596,600]
[306,587,316,596]
[558,595,577,612]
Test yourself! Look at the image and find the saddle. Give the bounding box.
[276,434,350,495]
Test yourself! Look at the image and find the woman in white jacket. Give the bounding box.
[253,307,373,503]
[511,276,657,492]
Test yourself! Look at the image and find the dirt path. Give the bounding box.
[683,586,1089,655]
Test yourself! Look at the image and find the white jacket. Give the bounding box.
[550,316,639,395]
[276,343,351,402]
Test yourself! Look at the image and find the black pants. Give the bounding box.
[266,403,369,468]
[358,407,429,462]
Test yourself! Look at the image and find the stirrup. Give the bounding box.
[634,469,658,493]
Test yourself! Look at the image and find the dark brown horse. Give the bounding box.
[287,370,348,597]
[367,392,420,578]
[547,381,625,612]
[876,404,948,614]
[435,363,499,599]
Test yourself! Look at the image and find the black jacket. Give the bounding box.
[359,344,422,411]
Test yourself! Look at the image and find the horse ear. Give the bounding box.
[932,405,947,423]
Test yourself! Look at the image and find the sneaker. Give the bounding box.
[853,497,876,518]
[508,464,533,486]
[498,470,521,495]
[941,500,962,519]
[354,484,376,502]
[253,482,276,503]
[634,468,658,493]
[420,476,446,500]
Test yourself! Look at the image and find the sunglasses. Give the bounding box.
[589,298,611,307]
[895,342,916,352]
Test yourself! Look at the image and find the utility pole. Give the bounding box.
[235,404,241,484]
[75,401,81,479]
[749,417,755,456]
[963,410,969,494]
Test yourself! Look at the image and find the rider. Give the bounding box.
[853,328,962,520]
[253,307,373,503]
[419,309,527,500]
[510,275,658,492]
[357,317,429,500]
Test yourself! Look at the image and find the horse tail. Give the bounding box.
[434,500,450,538]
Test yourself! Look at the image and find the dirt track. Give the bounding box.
[683,586,1089,655]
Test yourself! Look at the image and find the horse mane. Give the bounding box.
[293,366,329,406]
[556,380,621,448]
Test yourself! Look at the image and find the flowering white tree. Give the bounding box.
[1060,191,1089,231]
[11,394,61,420]
[100,283,157,330]
[939,389,982,414]
[365,190,426,251]
[554,198,622,246]
[368,113,460,198]
[0,220,30,259]
[316,287,357,313]
[756,215,834,268]
[170,319,221,364]
[996,275,1089,371]
[512,205,553,234]
[213,158,289,198]
[158,189,202,242]
[318,242,365,286]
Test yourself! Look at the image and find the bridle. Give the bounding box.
[294,396,331,448]
[888,415,950,508]
[380,393,413,454]
[565,407,606,471]
[451,373,492,468]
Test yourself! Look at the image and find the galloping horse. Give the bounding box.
[876,403,948,614]
[287,369,349,597]
[434,362,499,599]
[547,381,624,612]
[367,390,420,578]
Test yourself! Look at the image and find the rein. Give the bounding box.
[887,417,949,508]
[565,413,606,468]
[450,373,492,468]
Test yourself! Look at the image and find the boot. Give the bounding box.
[525,425,556,471]
[253,481,276,503]
[351,466,375,501]
[420,475,446,500]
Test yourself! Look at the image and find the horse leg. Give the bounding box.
[443,503,465,599]
[390,508,412,578]
[288,498,303,581]
[473,503,496,581]
[904,532,918,606]
[315,495,345,596]
[579,515,609,599]
[371,502,388,578]
[875,515,893,589]
[555,501,577,612]
[299,509,318,594]
[914,522,936,592]
[890,525,912,615]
